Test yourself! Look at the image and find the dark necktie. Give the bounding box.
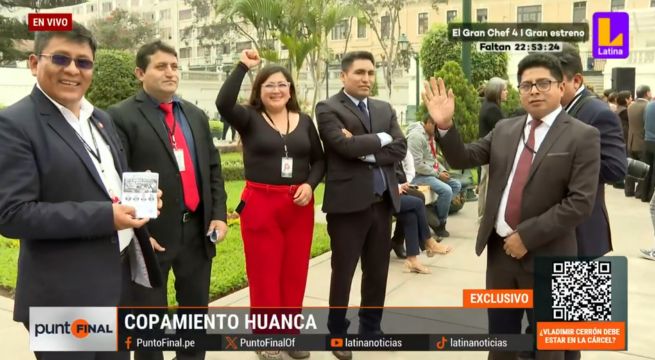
[504,118,542,229]
[357,101,386,195]
[159,102,199,211]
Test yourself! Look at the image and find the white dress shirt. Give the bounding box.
[37,83,134,251]
[494,106,562,237]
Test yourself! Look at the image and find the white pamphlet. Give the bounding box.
[121,172,159,219]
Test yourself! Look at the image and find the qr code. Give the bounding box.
[551,261,611,321]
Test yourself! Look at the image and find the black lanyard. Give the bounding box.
[75,117,102,165]
[162,107,179,148]
[263,110,290,157]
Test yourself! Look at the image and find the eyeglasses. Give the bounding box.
[39,53,94,70]
[518,79,559,94]
[262,82,290,91]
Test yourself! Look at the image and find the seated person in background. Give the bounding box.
[407,115,461,237]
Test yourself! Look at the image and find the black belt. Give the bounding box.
[373,192,387,203]
[182,210,196,223]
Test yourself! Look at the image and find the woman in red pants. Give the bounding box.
[216,49,325,360]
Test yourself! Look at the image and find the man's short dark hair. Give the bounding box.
[551,43,583,79]
[34,22,97,58]
[617,90,632,107]
[517,53,563,83]
[608,92,618,103]
[136,40,177,71]
[603,89,613,97]
[636,85,651,99]
[341,51,375,72]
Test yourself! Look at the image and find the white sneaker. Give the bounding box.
[640,248,655,260]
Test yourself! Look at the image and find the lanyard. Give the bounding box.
[162,109,178,148]
[263,110,290,157]
[75,117,102,164]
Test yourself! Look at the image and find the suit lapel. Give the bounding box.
[338,91,371,133]
[178,101,206,179]
[499,116,527,184]
[89,112,122,174]
[135,90,177,165]
[525,111,569,184]
[368,100,380,133]
[33,88,109,198]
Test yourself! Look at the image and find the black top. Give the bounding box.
[216,62,325,188]
[478,99,504,138]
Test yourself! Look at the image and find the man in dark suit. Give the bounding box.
[627,85,651,200]
[316,51,406,360]
[0,23,162,360]
[424,53,600,360]
[107,41,227,360]
[552,44,627,261]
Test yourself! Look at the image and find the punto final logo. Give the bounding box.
[592,12,629,59]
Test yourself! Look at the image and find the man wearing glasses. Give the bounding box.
[423,53,600,360]
[0,23,162,359]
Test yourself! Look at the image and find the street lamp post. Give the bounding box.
[398,33,420,109]
[325,59,329,100]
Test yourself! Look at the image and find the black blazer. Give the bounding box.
[0,87,162,323]
[478,99,504,138]
[108,90,227,262]
[569,88,627,257]
[316,90,406,214]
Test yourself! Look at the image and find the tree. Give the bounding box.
[432,61,480,143]
[0,0,86,65]
[419,25,508,88]
[352,0,405,98]
[86,49,140,110]
[90,9,157,51]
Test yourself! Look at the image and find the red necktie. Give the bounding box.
[159,103,199,211]
[504,118,542,229]
[428,139,440,172]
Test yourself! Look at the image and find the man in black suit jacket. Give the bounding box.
[316,51,406,359]
[553,45,627,259]
[107,41,227,360]
[0,24,162,360]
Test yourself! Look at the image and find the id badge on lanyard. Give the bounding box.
[281,156,293,178]
[174,148,186,172]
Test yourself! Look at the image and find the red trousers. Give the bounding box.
[239,181,314,310]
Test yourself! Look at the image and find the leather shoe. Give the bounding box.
[332,350,352,360]
[391,242,406,259]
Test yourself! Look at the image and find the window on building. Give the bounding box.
[572,2,586,22]
[331,19,349,40]
[447,10,457,23]
[160,9,170,21]
[418,12,428,34]
[179,9,193,21]
[357,18,366,38]
[179,47,191,59]
[143,12,155,21]
[611,0,625,11]
[102,2,112,13]
[131,0,139,7]
[159,27,171,40]
[652,0,655,7]
[517,5,541,22]
[381,15,390,39]
[477,8,488,22]
[220,43,230,54]
[87,4,95,13]
[236,41,252,52]
[203,46,212,58]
